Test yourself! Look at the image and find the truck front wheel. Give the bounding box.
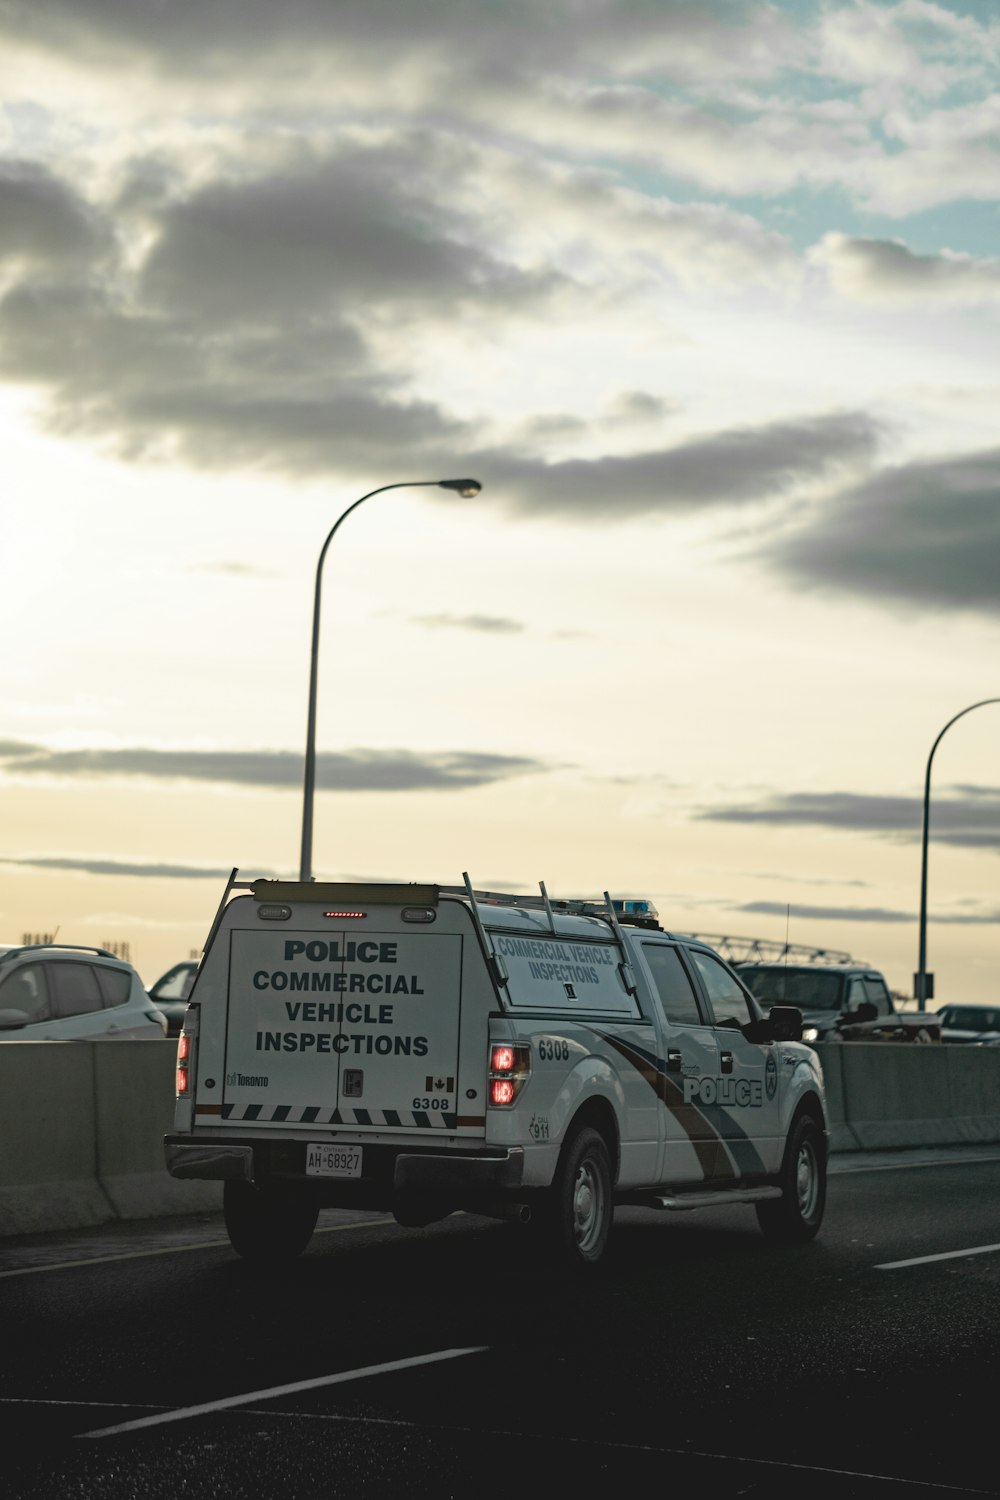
[756,1113,826,1244]
[223,1180,319,1263]
[540,1126,613,1270]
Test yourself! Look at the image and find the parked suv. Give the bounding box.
[0,944,167,1041]
[933,1005,1000,1044]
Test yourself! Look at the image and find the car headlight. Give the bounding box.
[802,1026,820,1042]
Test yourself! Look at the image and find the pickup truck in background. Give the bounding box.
[732,962,941,1044]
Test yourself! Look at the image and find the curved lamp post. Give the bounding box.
[915,697,1000,1009]
[298,477,482,883]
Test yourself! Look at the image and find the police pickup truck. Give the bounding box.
[165,873,828,1269]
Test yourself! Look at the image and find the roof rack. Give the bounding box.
[677,934,865,966]
[439,881,662,928]
[0,943,119,961]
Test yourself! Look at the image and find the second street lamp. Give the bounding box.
[298,477,482,884]
[915,696,1000,1010]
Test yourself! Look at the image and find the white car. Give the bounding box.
[0,943,168,1041]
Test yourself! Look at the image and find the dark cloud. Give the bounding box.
[0,856,242,879]
[479,412,882,518]
[0,275,470,470]
[413,613,524,634]
[0,741,552,792]
[737,899,912,925]
[140,148,566,326]
[815,234,1000,304]
[0,161,107,267]
[765,449,1000,614]
[738,899,1000,926]
[0,150,881,504]
[0,141,569,474]
[701,788,1000,850]
[0,2,758,80]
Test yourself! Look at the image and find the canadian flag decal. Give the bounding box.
[425,1076,455,1092]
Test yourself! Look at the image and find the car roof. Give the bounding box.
[735,961,866,974]
[0,943,131,966]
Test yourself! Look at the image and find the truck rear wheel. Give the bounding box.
[756,1114,826,1244]
[540,1126,613,1270]
[223,1180,319,1263]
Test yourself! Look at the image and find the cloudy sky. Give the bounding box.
[1,0,998,1004]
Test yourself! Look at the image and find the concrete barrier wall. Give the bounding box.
[0,1041,220,1238]
[1,1040,999,1238]
[815,1042,1000,1152]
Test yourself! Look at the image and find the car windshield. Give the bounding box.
[941,1008,1000,1031]
[151,963,197,1001]
[741,967,847,1011]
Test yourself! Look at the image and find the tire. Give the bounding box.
[539,1126,613,1269]
[223,1180,319,1263]
[755,1113,826,1244]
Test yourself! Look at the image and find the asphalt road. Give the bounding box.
[2,1146,999,1499]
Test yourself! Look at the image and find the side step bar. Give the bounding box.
[647,1186,783,1212]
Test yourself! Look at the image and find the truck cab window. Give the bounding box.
[863,977,891,1017]
[689,950,754,1030]
[641,944,705,1025]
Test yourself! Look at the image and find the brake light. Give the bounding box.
[488,1042,530,1107]
[176,1030,192,1097]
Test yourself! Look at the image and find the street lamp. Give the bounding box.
[915,697,1000,1009]
[298,477,482,883]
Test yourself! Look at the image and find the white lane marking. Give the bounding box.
[1,1398,168,1412]
[876,1242,1000,1270]
[0,1217,395,1280]
[77,1347,489,1439]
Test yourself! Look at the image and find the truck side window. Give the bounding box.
[863,977,891,1017]
[641,944,705,1025]
[689,950,754,1030]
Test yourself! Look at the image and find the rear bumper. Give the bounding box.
[165,1139,254,1182]
[393,1148,523,1193]
[164,1135,524,1197]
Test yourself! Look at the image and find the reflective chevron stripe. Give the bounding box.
[219,1102,457,1128]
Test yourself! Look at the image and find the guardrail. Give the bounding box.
[1,1040,999,1238]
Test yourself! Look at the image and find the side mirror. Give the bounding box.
[0,1008,29,1031]
[744,1005,803,1044]
[845,1001,877,1024]
[769,1005,804,1042]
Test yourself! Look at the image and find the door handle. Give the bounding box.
[720,1050,734,1073]
[666,1049,682,1072]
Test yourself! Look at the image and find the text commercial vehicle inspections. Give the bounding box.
[165,873,828,1269]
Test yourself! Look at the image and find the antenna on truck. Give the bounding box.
[539,880,557,935]
[603,891,638,996]
[462,872,509,989]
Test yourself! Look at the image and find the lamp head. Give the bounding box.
[438,477,482,497]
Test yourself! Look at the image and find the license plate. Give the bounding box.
[305,1143,363,1178]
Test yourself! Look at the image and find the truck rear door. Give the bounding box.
[219,897,476,1133]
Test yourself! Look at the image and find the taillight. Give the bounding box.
[488,1042,530,1107]
[176,1030,192,1096]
